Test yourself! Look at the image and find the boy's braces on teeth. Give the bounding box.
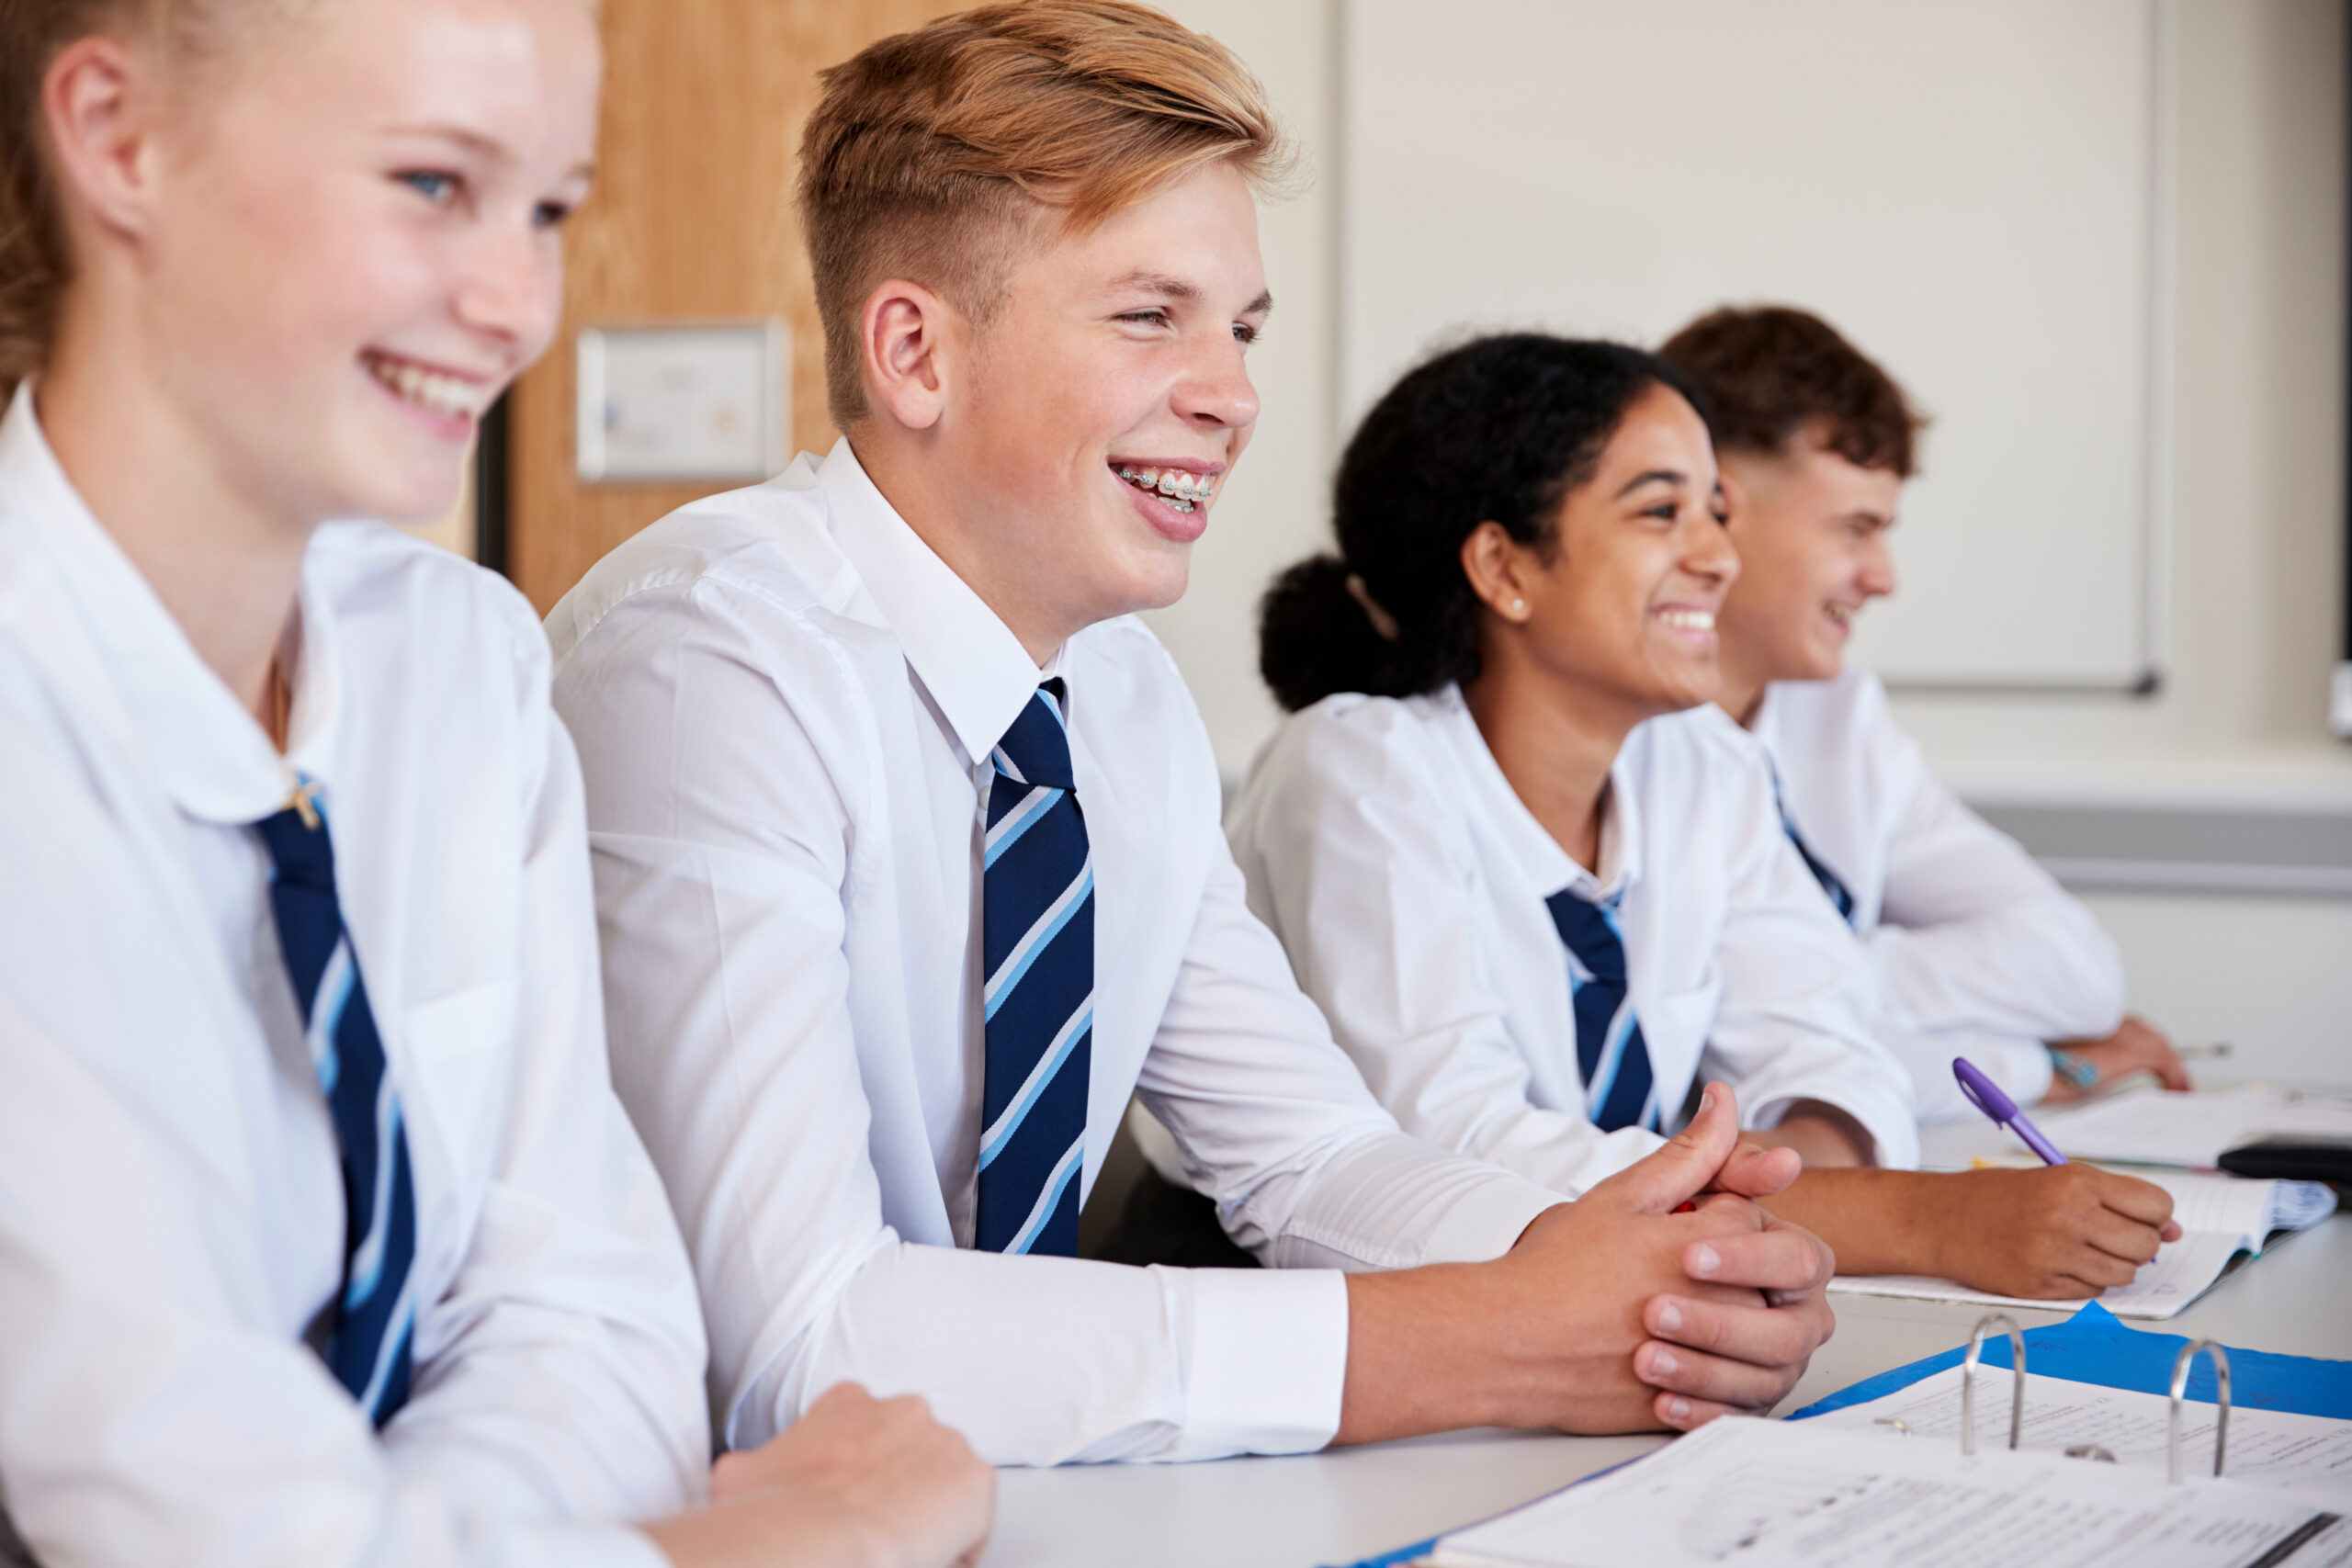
[1117,465,1216,514]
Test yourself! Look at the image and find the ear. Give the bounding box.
[858,277,962,434]
[1458,520,1538,626]
[43,33,167,245]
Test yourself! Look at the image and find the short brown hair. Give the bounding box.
[1659,305,1925,479]
[797,0,1287,427]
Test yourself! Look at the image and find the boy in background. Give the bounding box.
[1661,305,2188,1118]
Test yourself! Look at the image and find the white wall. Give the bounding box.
[1149,0,2352,1078]
[1139,0,1336,773]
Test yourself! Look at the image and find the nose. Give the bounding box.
[1173,333,1261,436]
[1859,533,1897,599]
[1685,510,1741,588]
[453,226,564,368]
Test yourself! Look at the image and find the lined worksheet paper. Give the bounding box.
[1805,1365,2352,1497]
[1424,1417,2352,1568]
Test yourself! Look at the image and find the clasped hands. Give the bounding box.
[1481,1080,1834,1435]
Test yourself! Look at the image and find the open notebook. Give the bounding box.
[1827,1170,2337,1319]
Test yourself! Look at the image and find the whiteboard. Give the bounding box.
[1339,0,2173,690]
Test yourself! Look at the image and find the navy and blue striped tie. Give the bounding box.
[976,682,1094,1257]
[1544,888,1660,1134]
[1772,774,1856,923]
[254,785,417,1427]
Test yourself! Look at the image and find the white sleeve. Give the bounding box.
[1223,712,1663,1200]
[1871,1019,2058,1122]
[1703,765,1921,1170]
[1863,710,2126,1045]
[1137,840,1568,1270]
[559,584,1560,1469]
[0,700,675,1568]
[377,626,713,1527]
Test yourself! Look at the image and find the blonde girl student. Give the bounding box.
[1229,334,2181,1302]
[0,2,989,1564]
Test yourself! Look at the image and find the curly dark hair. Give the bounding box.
[1658,304,1924,478]
[1258,333,1703,714]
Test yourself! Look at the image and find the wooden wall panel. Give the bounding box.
[509,0,957,612]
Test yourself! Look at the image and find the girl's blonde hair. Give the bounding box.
[0,0,301,399]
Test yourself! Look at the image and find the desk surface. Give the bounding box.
[979,1120,2352,1568]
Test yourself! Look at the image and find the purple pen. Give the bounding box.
[1953,1056,2069,1167]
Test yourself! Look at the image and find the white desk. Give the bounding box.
[980,1119,2352,1568]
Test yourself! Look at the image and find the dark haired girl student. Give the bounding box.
[1228,334,2181,1300]
[0,2,989,1565]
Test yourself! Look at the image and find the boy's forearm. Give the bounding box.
[1334,1265,1520,1445]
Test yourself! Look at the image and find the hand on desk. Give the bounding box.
[1758,1163,2181,1302]
[2042,1015,2192,1103]
[645,1382,996,1568]
[1334,1083,1836,1445]
[1924,1165,2181,1299]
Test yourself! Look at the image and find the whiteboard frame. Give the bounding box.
[1328,0,2181,699]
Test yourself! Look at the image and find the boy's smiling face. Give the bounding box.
[856,159,1271,659]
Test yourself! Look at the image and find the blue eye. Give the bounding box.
[1233,321,1260,345]
[397,170,458,204]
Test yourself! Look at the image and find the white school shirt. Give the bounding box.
[0,389,707,1568]
[1223,687,1920,1201]
[1751,671,2127,1118]
[545,440,1564,1468]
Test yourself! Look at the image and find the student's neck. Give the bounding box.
[1460,656,1648,876]
[1713,642,1772,730]
[40,323,311,747]
[849,429,1070,667]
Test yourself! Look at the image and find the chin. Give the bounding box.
[1107,540,1194,617]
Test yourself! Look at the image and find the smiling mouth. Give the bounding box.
[1114,464,1218,514]
[363,350,496,421]
[1657,608,1716,633]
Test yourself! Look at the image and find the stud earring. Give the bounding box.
[1511,599,1526,614]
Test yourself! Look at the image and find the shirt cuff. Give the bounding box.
[1415,1172,1563,1265]
[1175,1266,1351,1460]
[1996,1039,2059,1106]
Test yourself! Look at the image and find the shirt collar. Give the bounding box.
[820,436,1052,767]
[1433,683,1640,901]
[3,382,343,825]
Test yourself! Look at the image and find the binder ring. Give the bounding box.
[1961,1313,2028,1456]
[2166,1339,2232,1483]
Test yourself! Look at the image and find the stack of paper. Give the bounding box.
[1828,1169,2335,1319]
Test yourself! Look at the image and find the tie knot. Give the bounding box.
[993,680,1077,794]
[254,793,339,896]
[1544,886,1627,984]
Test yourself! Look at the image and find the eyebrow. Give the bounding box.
[1612,468,1689,500]
[1109,269,1274,317]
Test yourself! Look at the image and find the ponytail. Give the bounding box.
[1259,333,1704,712]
